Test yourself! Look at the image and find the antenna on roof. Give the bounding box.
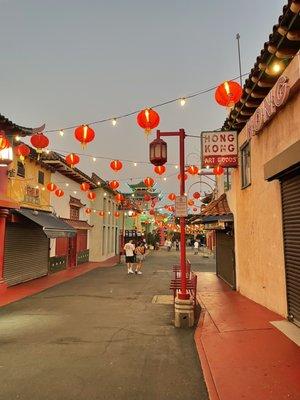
[236,33,243,87]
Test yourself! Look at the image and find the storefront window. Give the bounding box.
[241,142,251,188]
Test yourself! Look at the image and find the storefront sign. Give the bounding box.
[247,75,290,139]
[175,195,188,217]
[204,221,225,230]
[24,185,40,205]
[201,131,238,167]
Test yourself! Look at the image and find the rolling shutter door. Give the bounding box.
[4,221,49,286]
[281,172,300,326]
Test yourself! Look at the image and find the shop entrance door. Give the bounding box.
[68,236,77,268]
[281,170,300,326]
[216,230,236,289]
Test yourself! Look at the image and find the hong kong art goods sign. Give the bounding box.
[201,130,238,168]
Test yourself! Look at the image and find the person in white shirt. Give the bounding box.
[194,240,199,255]
[124,240,135,274]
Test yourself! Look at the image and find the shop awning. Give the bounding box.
[61,218,93,230]
[16,209,77,238]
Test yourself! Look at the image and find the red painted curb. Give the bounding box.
[195,311,220,400]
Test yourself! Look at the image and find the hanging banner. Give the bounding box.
[201,130,238,168]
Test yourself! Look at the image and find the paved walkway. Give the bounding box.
[195,272,300,400]
[0,250,210,400]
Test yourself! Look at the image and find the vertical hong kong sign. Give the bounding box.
[201,130,238,168]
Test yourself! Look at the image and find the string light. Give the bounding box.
[112,118,117,126]
[180,98,186,106]
[133,162,137,167]
[73,191,77,194]
[59,130,64,137]
[15,135,21,142]
[45,149,50,154]
[65,183,69,187]
[92,157,97,162]
[97,181,101,185]
[163,177,167,181]
[104,192,107,196]
[44,71,249,134]
[175,165,178,169]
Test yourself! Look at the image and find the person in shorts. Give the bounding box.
[124,240,135,274]
[134,242,145,275]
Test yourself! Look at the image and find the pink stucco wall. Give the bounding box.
[227,54,300,317]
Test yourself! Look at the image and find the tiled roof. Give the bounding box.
[61,218,93,230]
[0,113,45,137]
[223,0,300,132]
[202,193,232,217]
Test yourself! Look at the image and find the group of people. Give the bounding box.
[123,240,147,275]
[164,239,180,251]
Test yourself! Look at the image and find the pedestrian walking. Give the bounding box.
[175,239,179,251]
[124,240,135,274]
[134,242,145,275]
[165,239,171,251]
[194,240,199,255]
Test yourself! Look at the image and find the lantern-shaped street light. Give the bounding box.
[149,137,167,166]
[0,146,13,167]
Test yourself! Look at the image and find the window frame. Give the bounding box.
[17,161,25,178]
[38,170,45,185]
[240,141,251,189]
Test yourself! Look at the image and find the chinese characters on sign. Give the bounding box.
[201,131,238,168]
[24,185,40,205]
[175,195,188,217]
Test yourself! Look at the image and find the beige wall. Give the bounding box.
[228,54,300,317]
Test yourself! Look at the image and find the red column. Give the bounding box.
[0,208,9,290]
[178,129,189,300]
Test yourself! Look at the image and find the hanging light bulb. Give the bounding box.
[133,162,137,167]
[59,130,64,137]
[112,118,117,126]
[163,177,167,181]
[92,157,96,162]
[180,98,186,107]
[175,165,178,169]
[15,135,21,142]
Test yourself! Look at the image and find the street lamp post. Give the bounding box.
[150,128,189,300]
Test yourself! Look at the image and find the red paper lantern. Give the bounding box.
[55,189,64,197]
[115,193,124,203]
[30,132,49,153]
[154,165,166,175]
[15,144,30,162]
[0,132,10,150]
[144,194,151,201]
[137,108,160,134]
[149,209,155,215]
[47,182,57,192]
[144,177,154,187]
[87,191,96,201]
[81,182,90,192]
[168,193,176,201]
[109,180,120,190]
[193,192,201,199]
[65,153,80,168]
[110,159,123,172]
[188,199,194,206]
[215,81,242,108]
[85,208,92,214]
[169,206,175,212]
[177,173,188,181]
[187,165,199,175]
[98,210,105,217]
[193,207,198,212]
[74,125,95,147]
[213,165,224,176]
[114,211,120,218]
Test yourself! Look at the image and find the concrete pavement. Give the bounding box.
[0,249,211,400]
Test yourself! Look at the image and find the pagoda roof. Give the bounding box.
[0,113,45,138]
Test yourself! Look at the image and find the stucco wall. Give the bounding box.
[89,188,120,262]
[228,56,300,316]
[7,157,51,211]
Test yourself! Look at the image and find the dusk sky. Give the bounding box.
[0,0,284,198]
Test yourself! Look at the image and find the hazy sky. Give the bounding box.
[0,0,284,198]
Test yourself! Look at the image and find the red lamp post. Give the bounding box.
[150,129,189,300]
